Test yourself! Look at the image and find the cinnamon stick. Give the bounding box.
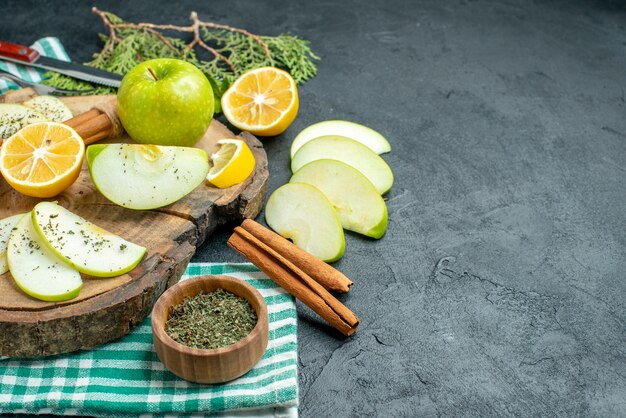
[0,108,114,148]
[64,109,113,145]
[228,226,359,336]
[63,108,101,127]
[240,219,353,292]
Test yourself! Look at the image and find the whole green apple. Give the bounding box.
[117,58,214,147]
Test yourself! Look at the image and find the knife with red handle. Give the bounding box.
[0,40,122,88]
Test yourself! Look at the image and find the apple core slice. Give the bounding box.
[290,159,388,239]
[291,135,394,195]
[290,120,391,158]
[7,213,82,302]
[32,202,146,277]
[0,213,25,275]
[265,183,345,262]
[87,144,209,210]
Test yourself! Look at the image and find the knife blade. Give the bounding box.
[0,40,122,88]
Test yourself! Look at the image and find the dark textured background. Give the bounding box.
[2,0,625,416]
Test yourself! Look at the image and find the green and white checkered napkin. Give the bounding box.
[0,37,71,94]
[0,263,299,417]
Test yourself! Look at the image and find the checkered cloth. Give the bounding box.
[0,263,299,417]
[0,37,71,94]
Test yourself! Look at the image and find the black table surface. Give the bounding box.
[2,0,625,416]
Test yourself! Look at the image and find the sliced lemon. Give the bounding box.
[206,139,256,188]
[0,121,85,197]
[221,67,299,136]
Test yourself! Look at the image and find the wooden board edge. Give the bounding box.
[215,132,268,214]
[187,130,269,245]
[0,241,195,358]
[0,90,269,357]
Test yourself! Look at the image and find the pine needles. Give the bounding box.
[43,8,320,112]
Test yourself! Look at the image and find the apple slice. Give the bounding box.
[265,183,345,262]
[87,144,209,210]
[0,213,25,275]
[32,202,146,277]
[22,95,73,122]
[290,120,391,157]
[291,135,394,195]
[290,159,388,239]
[0,103,47,139]
[7,213,82,302]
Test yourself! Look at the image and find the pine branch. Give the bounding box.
[42,8,320,113]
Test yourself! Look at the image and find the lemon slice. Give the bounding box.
[0,121,85,198]
[207,139,256,188]
[221,67,299,136]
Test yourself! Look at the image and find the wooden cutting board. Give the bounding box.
[0,89,269,357]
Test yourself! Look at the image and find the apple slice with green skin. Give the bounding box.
[290,120,391,158]
[291,135,394,195]
[7,213,82,302]
[0,213,26,275]
[32,202,146,277]
[265,183,345,262]
[290,159,388,239]
[87,143,209,210]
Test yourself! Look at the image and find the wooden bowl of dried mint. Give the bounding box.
[151,275,269,384]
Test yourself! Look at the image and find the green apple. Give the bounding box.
[22,95,73,122]
[291,135,394,194]
[290,120,391,157]
[32,202,146,277]
[0,213,25,275]
[0,103,47,139]
[87,143,209,210]
[265,183,345,262]
[7,212,82,302]
[290,159,388,239]
[117,58,214,147]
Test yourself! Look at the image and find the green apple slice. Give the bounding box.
[22,95,73,122]
[291,135,394,195]
[290,159,388,239]
[87,144,209,210]
[265,183,345,262]
[290,120,391,157]
[7,213,82,302]
[32,202,146,277]
[0,213,26,275]
[0,103,47,139]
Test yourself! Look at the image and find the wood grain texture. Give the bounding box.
[0,87,38,104]
[0,92,269,357]
[151,275,269,384]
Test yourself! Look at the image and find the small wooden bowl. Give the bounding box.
[151,275,269,384]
